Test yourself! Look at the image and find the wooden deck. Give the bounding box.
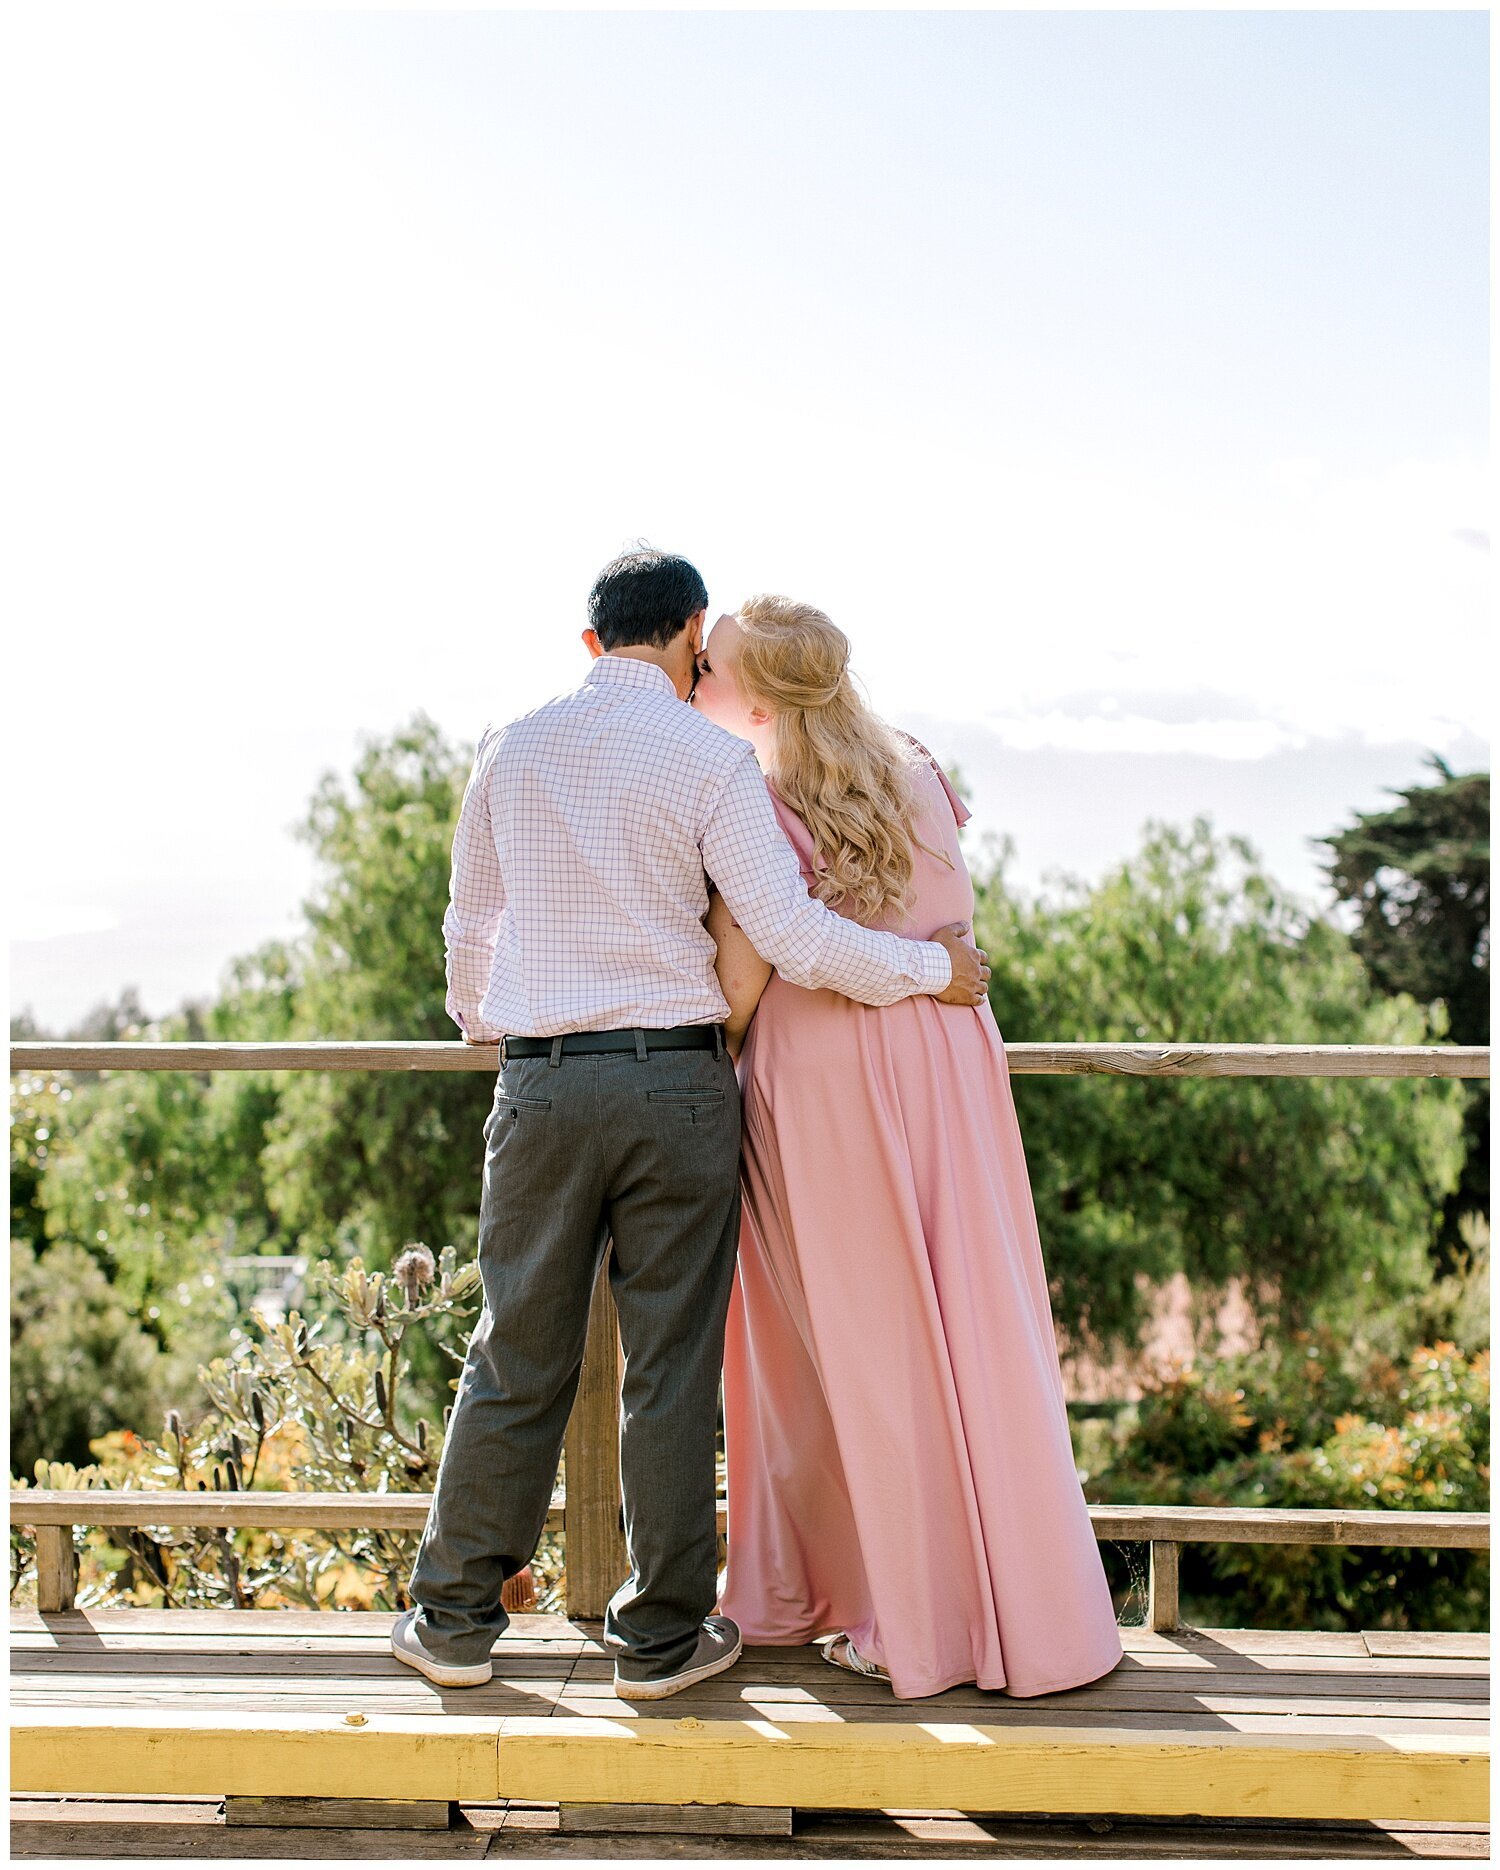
[10,1609,1488,1855]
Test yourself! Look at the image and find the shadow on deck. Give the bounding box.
[9,1609,1490,1857]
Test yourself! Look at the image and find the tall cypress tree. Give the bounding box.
[1320,757,1489,1266]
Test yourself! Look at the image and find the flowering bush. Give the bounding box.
[12,1244,566,1614]
[1090,1333,1489,1629]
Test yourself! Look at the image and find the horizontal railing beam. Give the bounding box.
[12,1491,1489,1549]
[11,1490,561,1532]
[8,1041,1489,1077]
[1084,1505,1491,1549]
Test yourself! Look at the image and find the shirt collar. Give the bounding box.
[584,655,680,699]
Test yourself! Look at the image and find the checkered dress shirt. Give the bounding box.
[443,655,953,1040]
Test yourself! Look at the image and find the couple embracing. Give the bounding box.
[393,548,1122,1702]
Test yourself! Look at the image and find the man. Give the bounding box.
[393,548,989,1701]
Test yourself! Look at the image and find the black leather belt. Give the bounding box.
[500,1025,723,1064]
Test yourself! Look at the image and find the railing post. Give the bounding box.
[563,1259,628,1621]
[1148,1540,1181,1631]
[35,1525,77,1613]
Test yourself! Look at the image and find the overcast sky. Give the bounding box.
[7,7,1489,1032]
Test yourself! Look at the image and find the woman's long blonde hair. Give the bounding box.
[734,595,927,924]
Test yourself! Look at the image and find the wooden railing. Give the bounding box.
[13,1487,1490,1630]
[12,1040,1491,1076]
[10,1040,1490,1626]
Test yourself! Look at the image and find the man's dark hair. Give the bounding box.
[588,548,708,650]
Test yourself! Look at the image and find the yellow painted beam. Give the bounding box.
[493,1718,1489,1825]
[11,1708,1487,1825]
[10,1707,500,1802]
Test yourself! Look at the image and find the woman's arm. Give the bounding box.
[706,889,774,1058]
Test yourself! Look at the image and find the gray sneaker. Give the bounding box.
[390,1607,493,1687]
[612,1615,743,1701]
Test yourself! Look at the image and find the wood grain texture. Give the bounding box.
[489,1717,1488,1823]
[12,1707,503,1801]
[14,1491,1489,1549]
[1147,1542,1179,1631]
[11,1820,491,1860]
[9,1612,1489,1825]
[11,1706,1488,1822]
[10,1609,591,1640]
[561,1266,628,1621]
[558,1803,793,1835]
[34,1525,77,1613]
[225,1796,451,1828]
[12,1799,1491,1860]
[10,1041,1490,1078]
[14,1700,1484,1742]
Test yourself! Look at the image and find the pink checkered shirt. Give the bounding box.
[443,655,953,1040]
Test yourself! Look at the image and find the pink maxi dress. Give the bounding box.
[718,751,1124,1700]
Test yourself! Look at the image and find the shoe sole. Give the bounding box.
[614,1635,743,1702]
[390,1633,493,1688]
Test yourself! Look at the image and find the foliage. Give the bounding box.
[17,721,487,1429]
[9,1245,572,1615]
[11,1070,79,1253]
[1320,757,1489,1041]
[16,988,268,1373]
[973,819,1467,1354]
[10,1241,173,1476]
[1320,757,1489,1262]
[259,716,493,1266]
[12,732,1487,1632]
[1087,1250,1489,1630]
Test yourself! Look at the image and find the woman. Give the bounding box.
[692,596,1123,1700]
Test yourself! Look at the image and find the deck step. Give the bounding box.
[10,1704,1489,1825]
[11,1613,1488,1828]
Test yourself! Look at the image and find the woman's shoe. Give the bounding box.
[817,1632,891,1682]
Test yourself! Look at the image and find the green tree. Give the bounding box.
[22,972,297,1393]
[11,1071,78,1253]
[1320,758,1489,1263]
[259,714,493,1266]
[973,820,1466,1355]
[18,723,488,1440]
[10,1241,168,1474]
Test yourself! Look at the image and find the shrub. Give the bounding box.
[1090,1326,1489,1630]
[11,1244,566,1615]
[10,1241,167,1475]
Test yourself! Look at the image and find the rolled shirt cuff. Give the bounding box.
[915,939,954,994]
[452,1006,504,1045]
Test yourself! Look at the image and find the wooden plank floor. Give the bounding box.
[10,1797,1493,1859]
[11,1611,1489,1836]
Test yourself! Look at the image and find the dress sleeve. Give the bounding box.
[895,731,971,829]
[931,760,971,829]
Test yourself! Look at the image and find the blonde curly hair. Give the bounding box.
[733,595,928,924]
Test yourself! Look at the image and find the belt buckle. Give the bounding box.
[499,1036,509,1068]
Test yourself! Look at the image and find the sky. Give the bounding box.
[6,6,1490,1032]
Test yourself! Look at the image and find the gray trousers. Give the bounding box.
[408,1041,742,1672]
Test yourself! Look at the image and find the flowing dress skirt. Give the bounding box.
[718,765,1123,1700]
